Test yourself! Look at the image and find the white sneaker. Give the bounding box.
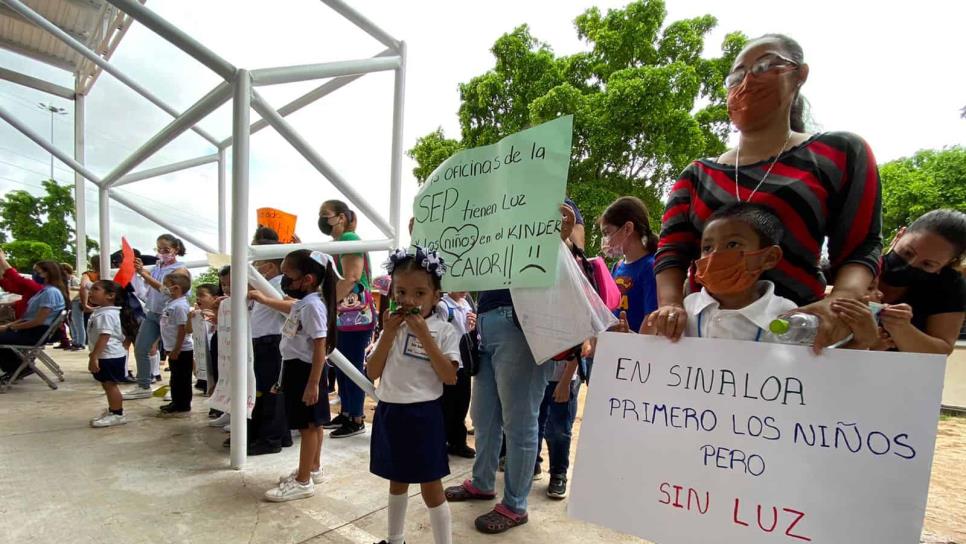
[279,468,323,485]
[91,413,127,428]
[264,477,315,502]
[163,392,172,401]
[122,388,151,400]
[208,413,230,427]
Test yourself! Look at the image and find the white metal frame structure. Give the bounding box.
[0,0,405,469]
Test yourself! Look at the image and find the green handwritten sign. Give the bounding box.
[411,116,573,291]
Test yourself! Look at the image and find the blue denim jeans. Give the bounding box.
[69,298,86,347]
[133,311,161,389]
[471,307,550,514]
[335,329,371,419]
[537,379,579,476]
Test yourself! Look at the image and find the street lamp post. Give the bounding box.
[38,102,68,181]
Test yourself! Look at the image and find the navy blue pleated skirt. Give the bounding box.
[281,359,330,430]
[370,397,449,483]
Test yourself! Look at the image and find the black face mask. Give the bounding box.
[318,216,334,236]
[881,251,939,287]
[280,275,306,299]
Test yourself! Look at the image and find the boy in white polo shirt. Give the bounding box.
[647,203,796,342]
[158,273,194,417]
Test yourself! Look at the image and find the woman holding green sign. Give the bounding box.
[318,199,376,438]
[445,199,581,534]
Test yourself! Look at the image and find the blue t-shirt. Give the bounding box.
[612,254,657,332]
[24,285,65,326]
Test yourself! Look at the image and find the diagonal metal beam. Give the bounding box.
[319,0,400,51]
[104,0,236,81]
[113,152,219,187]
[108,189,217,254]
[0,103,101,186]
[0,36,76,71]
[0,66,74,100]
[251,90,395,239]
[2,0,221,147]
[101,82,231,187]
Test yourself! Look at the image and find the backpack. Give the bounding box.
[588,257,621,311]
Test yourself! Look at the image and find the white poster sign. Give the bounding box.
[511,241,617,363]
[208,297,256,417]
[190,312,209,381]
[569,334,946,544]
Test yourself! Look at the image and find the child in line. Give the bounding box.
[88,280,140,428]
[264,250,338,502]
[599,196,659,333]
[645,203,797,341]
[158,273,194,417]
[247,239,295,456]
[440,290,477,459]
[208,267,231,427]
[367,247,460,544]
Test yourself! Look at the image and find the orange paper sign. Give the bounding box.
[256,207,297,243]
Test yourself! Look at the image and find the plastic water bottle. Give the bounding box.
[769,313,820,345]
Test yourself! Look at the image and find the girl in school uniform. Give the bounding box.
[87,280,140,428]
[367,247,461,544]
[263,250,339,503]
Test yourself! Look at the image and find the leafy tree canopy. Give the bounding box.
[0,179,98,266]
[880,146,966,242]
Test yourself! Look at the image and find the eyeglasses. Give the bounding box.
[155,247,175,254]
[725,53,799,89]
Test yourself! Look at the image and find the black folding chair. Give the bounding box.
[0,310,68,392]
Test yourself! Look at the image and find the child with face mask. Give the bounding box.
[158,272,194,417]
[645,203,797,342]
[599,196,659,333]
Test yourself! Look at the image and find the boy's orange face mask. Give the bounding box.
[695,249,771,295]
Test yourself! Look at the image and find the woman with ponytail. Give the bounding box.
[650,34,883,352]
[125,234,190,399]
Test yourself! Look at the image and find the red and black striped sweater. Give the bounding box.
[655,131,882,305]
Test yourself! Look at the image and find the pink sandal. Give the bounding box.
[444,480,496,502]
[475,503,529,534]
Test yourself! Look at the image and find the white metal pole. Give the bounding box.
[98,189,110,276]
[229,69,251,470]
[101,82,232,187]
[3,0,221,147]
[0,104,102,186]
[319,0,401,51]
[247,238,394,260]
[250,56,400,86]
[105,0,236,82]
[250,92,395,238]
[74,92,87,274]
[389,41,407,247]
[114,152,219,187]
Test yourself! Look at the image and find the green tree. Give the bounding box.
[0,179,97,265]
[880,146,966,242]
[407,0,745,254]
[0,240,54,270]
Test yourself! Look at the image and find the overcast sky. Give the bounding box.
[0,0,963,269]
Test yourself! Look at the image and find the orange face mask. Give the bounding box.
[727,69,794,132]
[695,249,770,295]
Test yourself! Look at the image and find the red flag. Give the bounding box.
[113,237,136,288]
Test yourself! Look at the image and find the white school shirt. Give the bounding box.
[250,275,286,339]
[441,294,473,336]
[279,292,328,363]
[145,261,183,314]
[683,281,798,343]
[87,305,128,359]
[160,297,193,352]
[374,315,461,404]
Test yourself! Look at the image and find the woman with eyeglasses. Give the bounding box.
[647,33,883,351]
[123,234,191,399]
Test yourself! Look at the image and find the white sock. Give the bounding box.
[428,502,452,544]
[387,492,408,544]
[150,352,161,376]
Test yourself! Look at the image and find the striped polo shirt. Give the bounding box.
[656,131,882,305]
